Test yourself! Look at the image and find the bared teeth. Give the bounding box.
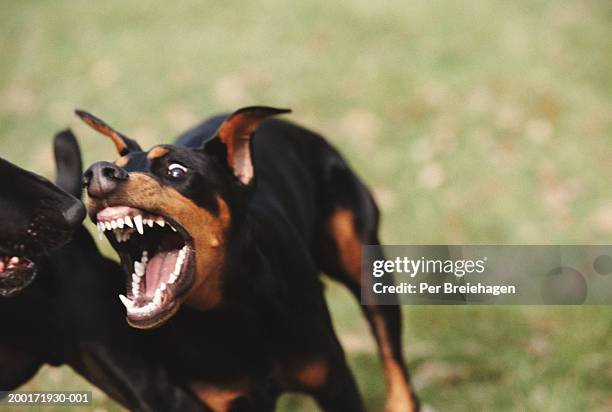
[95,209,177,240]
[134,261,145,277]
[120,248,188,315]
[153,289,162,305]
[132,280,140,296]
[95,208,190,317]
[134,215,144,235]
[119,294,134,309]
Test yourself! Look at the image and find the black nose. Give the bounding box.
[84,161,128,198]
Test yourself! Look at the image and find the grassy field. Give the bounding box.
[1,0,612,411]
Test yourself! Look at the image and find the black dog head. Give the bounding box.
[0,131,86,296]
[79,107,289,329]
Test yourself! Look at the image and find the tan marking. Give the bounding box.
[215,107,287,184]
[372,311,418,412]
[147,146,169,160]
[274,358,329,391]
[191,381,249,412]
[328,208,362,283]
[115,156,129,168]
[88,173,230,313]
[294,360,328,389]
[76,110,129,154]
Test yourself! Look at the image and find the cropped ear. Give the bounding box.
[202,106,290,185]
[53,129,83,199]
[74,109,142,155]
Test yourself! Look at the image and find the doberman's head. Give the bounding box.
[79,106,289,329]
[0,131,86,296]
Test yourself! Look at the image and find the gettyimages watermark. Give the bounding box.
[361,246,612,305]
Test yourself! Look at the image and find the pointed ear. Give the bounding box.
[74,109,142,155]
[53,129,83,199]
[203,106,290,185]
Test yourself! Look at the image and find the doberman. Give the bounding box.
[0,131,208,411]
[79,106,419,411]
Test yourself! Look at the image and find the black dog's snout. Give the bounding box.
[84,161,128,198]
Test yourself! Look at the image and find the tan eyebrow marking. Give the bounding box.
[115,156,129,168]
[147,146,169,160]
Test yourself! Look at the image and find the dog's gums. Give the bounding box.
[0,255,36,296]
[96,206,195,328]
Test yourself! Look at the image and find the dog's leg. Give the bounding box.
[315,165,419,412]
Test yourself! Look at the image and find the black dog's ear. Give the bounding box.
[54,129,83,199]
[74,109,142,155]
[202,106,290,185]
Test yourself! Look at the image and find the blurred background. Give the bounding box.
[1,0,611,410]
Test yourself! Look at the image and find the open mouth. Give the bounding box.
[0,256,36,297]
[96,206,195,328]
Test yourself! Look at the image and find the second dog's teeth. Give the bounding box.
[111,220,117,229]
[134,215,144,235]
[146,219,154,228]
[124,216,134,228]
[156,219,165,227]
[105,222,112,231]
[117,218,124,229]
[97,223,104,240]
[132,273,140,283]
[115,231,122,243]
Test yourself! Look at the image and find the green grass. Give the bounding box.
[1,0,612,410]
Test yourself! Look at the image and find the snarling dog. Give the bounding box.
[0,131,208,412]
[80,106,419,411]
[0,154,84,296]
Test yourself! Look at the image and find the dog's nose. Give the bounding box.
[84,161,128,198]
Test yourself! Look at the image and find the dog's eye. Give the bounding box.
[167,163,188,179]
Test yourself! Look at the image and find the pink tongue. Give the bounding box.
[144,250,179,297]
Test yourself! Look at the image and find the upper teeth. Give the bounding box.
[96,214,167,242]
[134,215,144,235]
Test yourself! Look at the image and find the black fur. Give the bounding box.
[84,110,419,411]
[0,132,209,412]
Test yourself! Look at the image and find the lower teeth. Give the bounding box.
[120,246,188,314]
